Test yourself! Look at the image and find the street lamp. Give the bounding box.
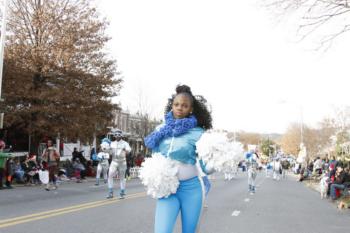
[0,0,8,129]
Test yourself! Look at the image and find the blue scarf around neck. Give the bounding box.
[144,111,197,149]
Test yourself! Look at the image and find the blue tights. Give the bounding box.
[155,176,203,233]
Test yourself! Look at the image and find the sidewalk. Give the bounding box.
[301,177,350,210]
[5,175,139,189]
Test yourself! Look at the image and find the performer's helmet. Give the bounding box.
[115,130,123,137]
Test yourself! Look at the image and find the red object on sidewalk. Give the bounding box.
[74,170,81,179]
[336,189,341,198]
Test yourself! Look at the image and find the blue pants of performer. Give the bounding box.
[155,176,203,233]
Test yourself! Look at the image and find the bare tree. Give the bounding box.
[264,0,350,49]
[332,106,350,130]
[281,123,301,155]
[132,85,159,140]
[134,86,153,118]
[236,131,262,149]
[281,122,321,159]
[317,117,337,151]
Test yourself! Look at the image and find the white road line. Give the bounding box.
[231,210,241,217]
[256,177,267,187]
[244,198,250,202]
[89,184,108,188]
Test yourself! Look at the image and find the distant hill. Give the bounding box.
[260,133,282,141]
[226,131,283,144]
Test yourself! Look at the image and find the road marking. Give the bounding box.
[89,184,107,188]
[256,177,266,187]
[0,192,147,228]
[244,198,250,202]
[231,210,241,216]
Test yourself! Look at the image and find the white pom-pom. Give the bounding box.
[139,153,179,199]
[196,131,245,172]
[221,141,245,172]
[196,131,230,172]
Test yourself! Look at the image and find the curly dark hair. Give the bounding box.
[164,84,213,130]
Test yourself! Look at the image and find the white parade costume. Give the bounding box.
[246,152,259,194]
[95,139,110,185]
[224,160,238,181]
[272,160,281,181]
[107,132,131,199]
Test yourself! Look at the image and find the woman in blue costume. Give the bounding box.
[144,84,213,233]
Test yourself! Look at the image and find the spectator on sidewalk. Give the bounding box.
[5,157,14,188]
[322,158,329,172]
[13,158,25,183]
[73,158,86,182]
[23,154,40,185]
[72,148,86,163]
[313,157,323,175]
[0,139,5,151]
[135,153,144,167]
[326,163,337,196]
[329,156,337,169]
[85,161,95,177]
[308,161,314,175]
[0,152,10,189]
[330,166,350,200]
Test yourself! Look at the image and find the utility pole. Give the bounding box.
[0,0,9,129]
[300,105,304,144]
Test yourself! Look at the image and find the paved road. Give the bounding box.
[0,172,349,233]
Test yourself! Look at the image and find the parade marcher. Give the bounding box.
[224,160,237,181]
[41,139,60,191]
[107,130,131,199]
[246,150,259,194]
[266,161,273,178]
[273,158,282,181]
[144,84,213,233]
[90,147,98,166]
[281,159,290,179]
[95,138,111,186]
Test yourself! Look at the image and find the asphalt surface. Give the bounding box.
[0,172,349,233]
